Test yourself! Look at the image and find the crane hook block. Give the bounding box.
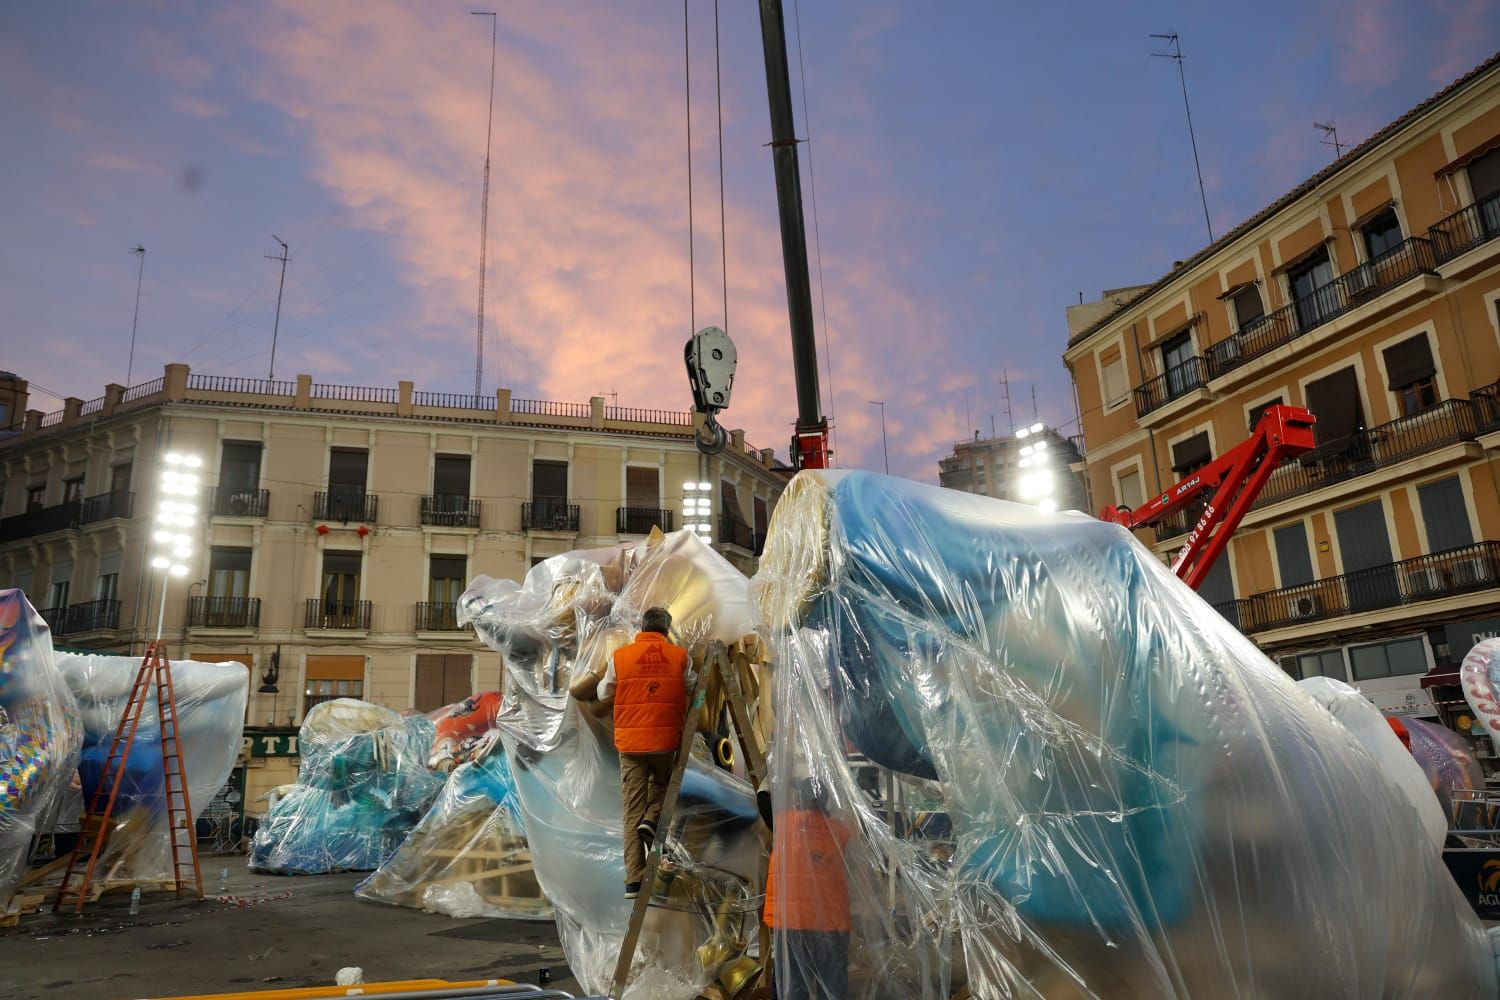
[685,326,737,414]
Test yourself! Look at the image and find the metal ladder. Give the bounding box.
[54,639,204,912]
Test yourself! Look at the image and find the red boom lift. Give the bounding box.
[1099,404,1317,590]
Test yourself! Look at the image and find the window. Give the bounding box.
[220,441,263,490]
[1283,649,1347,682]
[1348,636,1428,682]
[96,550,123,603]
[1287,247,1335,328]
[433,454,471,500]
[110,463,132,495]
[1360,207,1403,261]
[1247,396,1283,431]
[1160,330,1197,398]
[414,654,473,713]
[26,485,45,512]
[1467,146,1500,204]
[209,547,252,599]
[1273,522,1315,588]
[62,477,84,504]
[304,655,364,714]
[1228,283,1265,332]
[47,578,70,612]
[1171,432,1212,477]
[321,551,362,611]
[1303,367,1364,455]
[1333,499,1400,612]
[429,555,467,607]
[1416,476,1473,553]
[1382,334,1438,417]
[1100,353,1127,406]
[625,466,659,510]
[531,459,569,523]
[754,496,770,548]
[1115,469,1144,510]
[328,448,369,497]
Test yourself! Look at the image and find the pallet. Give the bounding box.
[0,892,47,928]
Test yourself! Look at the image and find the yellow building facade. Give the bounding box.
[1064,55,1500,724]
[0,364,786,809]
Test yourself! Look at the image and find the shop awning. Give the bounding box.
[1420,669,1461,690]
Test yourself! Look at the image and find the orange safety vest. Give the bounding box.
[764,810,852,931]
[612,632,689,754]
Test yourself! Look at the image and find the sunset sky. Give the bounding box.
[3,2,1496,477]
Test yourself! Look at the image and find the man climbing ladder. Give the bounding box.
[599,606,691,898]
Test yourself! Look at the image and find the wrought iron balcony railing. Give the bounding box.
[421,494,481,528]
[313,489,378,523]
[1135,356,1210,416]
[305,599,372,630]
[1429,191,1500,263]
[718,516,757,551]
[616,506,674,534]
[206,486,270,518]
[187,596,261,629]
[415,602,467,631]
[64,599,121,633]
[79,490,133,524]
[523,499,580,532]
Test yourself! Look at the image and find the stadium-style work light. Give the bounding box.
[682,481,715,541]
[152,451,203,638]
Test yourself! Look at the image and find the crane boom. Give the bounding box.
[757,0,829,469]
[1100,404,1317,589]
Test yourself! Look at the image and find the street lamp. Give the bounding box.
[868,401,889,474]
[152,451,202,640]
[682,481,714,542]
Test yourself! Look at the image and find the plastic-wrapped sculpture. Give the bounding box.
[356,747,551,920]
[1406,716,1486,831]
[56,653,248,885]
[460,530,768,998]
[0,590,82,905]
[250,699,443,874]
[754,470,1498,998]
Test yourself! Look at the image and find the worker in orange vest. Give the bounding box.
[597,606,690,898]
[764,776,852,999]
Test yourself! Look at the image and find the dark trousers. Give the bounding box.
[773,929,849,1000]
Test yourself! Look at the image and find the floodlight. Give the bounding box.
[1029,422,1045,434]
[151,556,170,570]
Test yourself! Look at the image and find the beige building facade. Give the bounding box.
[1064,55,1500,727]
[0,364,786,806]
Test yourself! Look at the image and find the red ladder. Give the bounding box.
[54,640,204,913]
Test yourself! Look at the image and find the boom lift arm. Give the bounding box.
[1100,404,1316,590]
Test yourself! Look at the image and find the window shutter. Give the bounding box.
[1303,368,1362,450]
[1416,476,1473,553]
[1170,432,1211,474]
[1381,334,1436,390]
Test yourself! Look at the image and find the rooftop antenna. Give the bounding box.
[266,236,289,380]
[1031,384,1039,423]
[1151,32,1214,242]
[1000,368,1015,433]
[1314,120,1345,159]
[963,390,973,439]
[126,246,146,387]
[472,11,498,399]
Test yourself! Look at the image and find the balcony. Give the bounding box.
[0,500,80,543]
[616,506,674,535]
[1234,540,1500,633]
[421,494,481,528]
[64,599,120,633]
[313,489,378,524]
[1475,379,1500,435]
[1205,235,1437,380]
[79,490,133,525]
[187,596,261,629]
[415,602,467,632]
[1429,191,1500,264]
[37,606,66,633]
[207,486,270,518]
[1134,357,1210,417]
[305,599,372,631]
[522,499,579,533]
[718,516,756,552]
[1251,397,1479,512]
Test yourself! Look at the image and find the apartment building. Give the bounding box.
[1063,54,1500,730]
[937,424,1089,512]
[0,363,787,736]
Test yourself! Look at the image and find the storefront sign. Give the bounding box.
[243,731,300,757]
[1441,849,1500,919]
[1446,617,1500,661]
[1361,685,1436,718]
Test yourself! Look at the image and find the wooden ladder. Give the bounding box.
[54,640,205,913]
[610,639,772,998]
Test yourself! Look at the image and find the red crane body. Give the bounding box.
[1099,404,1317,590]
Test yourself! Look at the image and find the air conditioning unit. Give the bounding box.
[1453,557,1497,587]
[1404,566,1445,596]
[1288,593,1323,620]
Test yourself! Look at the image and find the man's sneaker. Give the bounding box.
[624,882,641,899]
[637,820,657,851]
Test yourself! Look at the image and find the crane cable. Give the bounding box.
[791,0,839,466]
[714,0,728,331]
[684,0,695,338]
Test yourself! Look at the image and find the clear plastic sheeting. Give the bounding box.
[355,749,552,920]
[1297,676,1447,849]
[0,590,82,903]
[753,470,1498,999]
[459,529,767,998]
[1407,716,1487,829]
[251,699,443,874]
[56,652,247,885]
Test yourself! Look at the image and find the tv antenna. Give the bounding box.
[1151,32,1213,242]
[266,236,289,380]
[1314,120,1345,159]
[471,11,498,399]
